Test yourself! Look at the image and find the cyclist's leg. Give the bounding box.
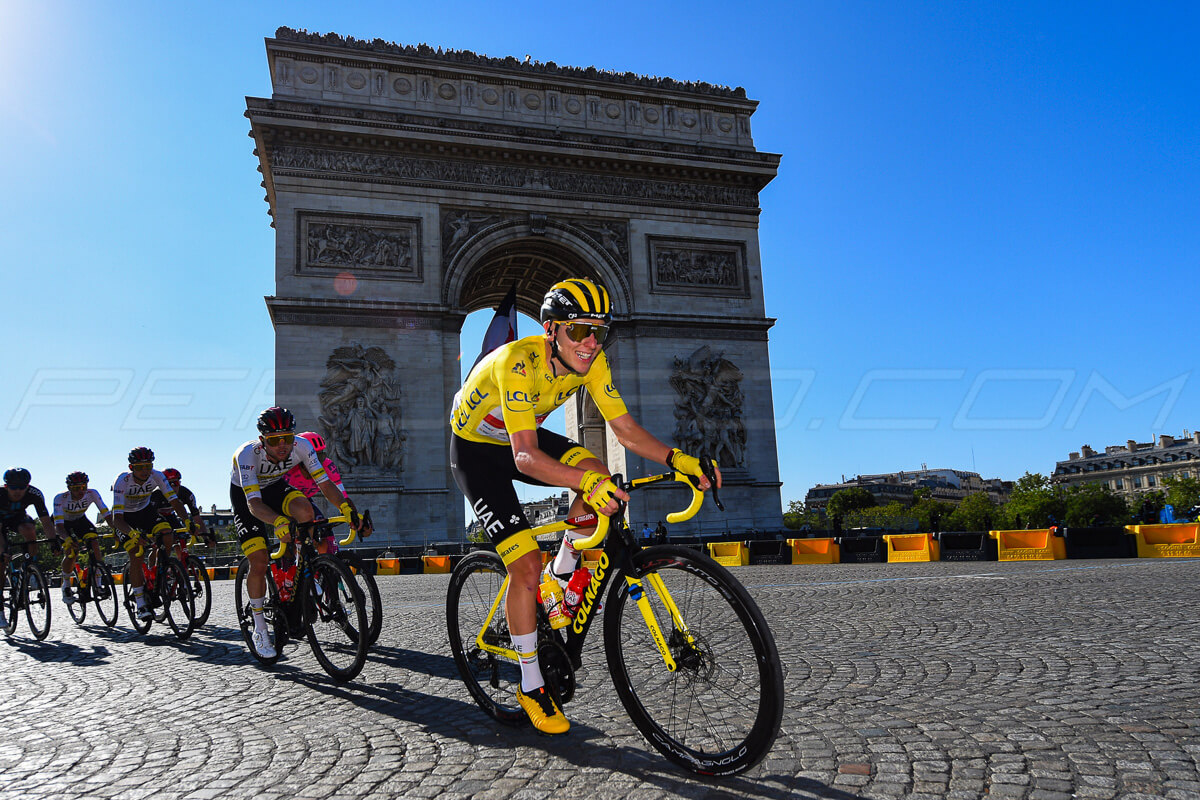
[451,434,568,734]
[61,534,79,602]
[535,431,606,579]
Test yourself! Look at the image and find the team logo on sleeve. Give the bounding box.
[511,360,527,376]
[604,382,620,399]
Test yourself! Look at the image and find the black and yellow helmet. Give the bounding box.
[540,278,612,325]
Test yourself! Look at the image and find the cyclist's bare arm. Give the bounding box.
[511,428,628,516]
[608,414,722,490]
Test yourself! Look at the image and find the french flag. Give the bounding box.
[469,284,518,376]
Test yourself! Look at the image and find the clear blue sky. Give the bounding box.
[1,1,1196,518]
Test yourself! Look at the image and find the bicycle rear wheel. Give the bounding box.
[185,555,212,627]
[24,563,52,640]
[446,550,525,726]
[160,557,195,640]
[2,573,16,635]
[92,564,119,627]
[603,545,783,777]
[66,571,87,625]
[304,555,368,682]
[357,567,383,646]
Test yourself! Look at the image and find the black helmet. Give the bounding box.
[128,446,155,464]
[66,471,89,486]
[257,406,296,434]
[540,278,612,325]
[3,468,31,489]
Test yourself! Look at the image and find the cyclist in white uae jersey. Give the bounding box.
[111,447,191,621]
[54,471,112,605]
[230,407,365,659]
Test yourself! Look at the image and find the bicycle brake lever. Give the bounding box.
[702,461,725,512]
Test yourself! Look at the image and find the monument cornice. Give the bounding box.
[265,296,465,331]
[620,314,776,341]
[270,27,751,104]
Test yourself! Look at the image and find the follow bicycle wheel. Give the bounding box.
[445,550,525,726]
[92,563,119,627]
[24,562,52,641]
[304,555,368,682]
[603,545,784,777]
[184,555,212,627]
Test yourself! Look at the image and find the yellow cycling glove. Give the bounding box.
[273,515,292,543]
[122,533,143,558]
[339,501,360,529]
[667,448,707,480]
[580,470,619,509]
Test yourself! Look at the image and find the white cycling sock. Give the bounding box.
[249,594,268,632]
[513,631,543,692]
[132,586,145,606]
[551,531,587,578]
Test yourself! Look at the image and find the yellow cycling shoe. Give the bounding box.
[516,685,570,735]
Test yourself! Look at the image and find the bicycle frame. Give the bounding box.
[473,470,713,671]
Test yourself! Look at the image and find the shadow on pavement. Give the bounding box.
[363,644,460,680]
[2,636,112,666]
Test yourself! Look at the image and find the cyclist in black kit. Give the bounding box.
[1,468,60,628]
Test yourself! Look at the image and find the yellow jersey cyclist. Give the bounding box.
[449,277,720,735]
[111,448,192,622]
[231,407,365,659]
[54,471,114,606]
[1,468,60,629]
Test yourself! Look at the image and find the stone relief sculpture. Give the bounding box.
[655,246,739,287]
[317,343,406,473]
[307,222,413,271]
[670,346,747,469]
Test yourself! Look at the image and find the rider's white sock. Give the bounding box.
[249,595,268,632]
[132,586,145,605]
[551,531,587,578]
[513,631,543,691]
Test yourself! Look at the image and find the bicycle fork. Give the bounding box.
[623,571,698,673]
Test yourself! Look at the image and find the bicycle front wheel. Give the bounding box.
[358,567,383,646]
[185,555,212,627]
[66,571,87,625]
[304,555,368,682]
[603,545,783,777]
[92,564,119,627]
[25,563,52,640]
[446,550,525,726]
[160,557,195,640]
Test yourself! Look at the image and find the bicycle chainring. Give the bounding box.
[538,637,577,706]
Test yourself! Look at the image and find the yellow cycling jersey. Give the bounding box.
[451,335,629,445]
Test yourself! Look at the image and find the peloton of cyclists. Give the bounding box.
[230,407,366,659]
[53,471,113,606]
[448,277,719,734]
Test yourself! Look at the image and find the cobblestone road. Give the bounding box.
[2,557,1199,799]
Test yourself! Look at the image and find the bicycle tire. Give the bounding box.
[2,570,17,635]
[603,545,783,777]
[123,572,152,635]
[358,567,383,646]
[446,550,525,726]
[92,564,119,627]
[66,570,87,625]
[304,555,368,682]
[24,562,52,640]
[185,554,212,627]
[160,557,195,640]
[234,557,285,666]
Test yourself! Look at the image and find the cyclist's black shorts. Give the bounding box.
[63,517,98,539]
[450,430,593,546]
[229,481,307,556]
[0,515,35,555]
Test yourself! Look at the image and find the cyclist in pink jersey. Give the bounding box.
[284,432,371,552]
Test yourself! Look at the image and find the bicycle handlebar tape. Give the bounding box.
[273,516,292,542]
[339,502,359,529]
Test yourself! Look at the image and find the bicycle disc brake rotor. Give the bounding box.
[538,637,576,705]
[669,628,715,681]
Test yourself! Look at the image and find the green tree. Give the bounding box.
[827,487,876,521]
[1163,475,1200,518]
[783,500,826,531]
[997,472,1065,529]
[946,492,996,532]
[911,498,956,533]
[1062,482,1130,527]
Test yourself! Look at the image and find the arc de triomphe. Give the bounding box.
[246,28,783,546]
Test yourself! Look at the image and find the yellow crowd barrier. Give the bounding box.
[707,541,749,567]
[422,555,451,574]
[788,538,839,564]
[884,532,940,562]
[989,529,1065,561]
[376,558,400,576]
[1124,523,1200,558]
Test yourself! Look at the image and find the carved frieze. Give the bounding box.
[296,211,422,282]
[272,146,758,210]
[670,345,747,469]
[647,236,748,297]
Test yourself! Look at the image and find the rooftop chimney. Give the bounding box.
[1127,440,1138,452]
[1160,435,1175,447]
